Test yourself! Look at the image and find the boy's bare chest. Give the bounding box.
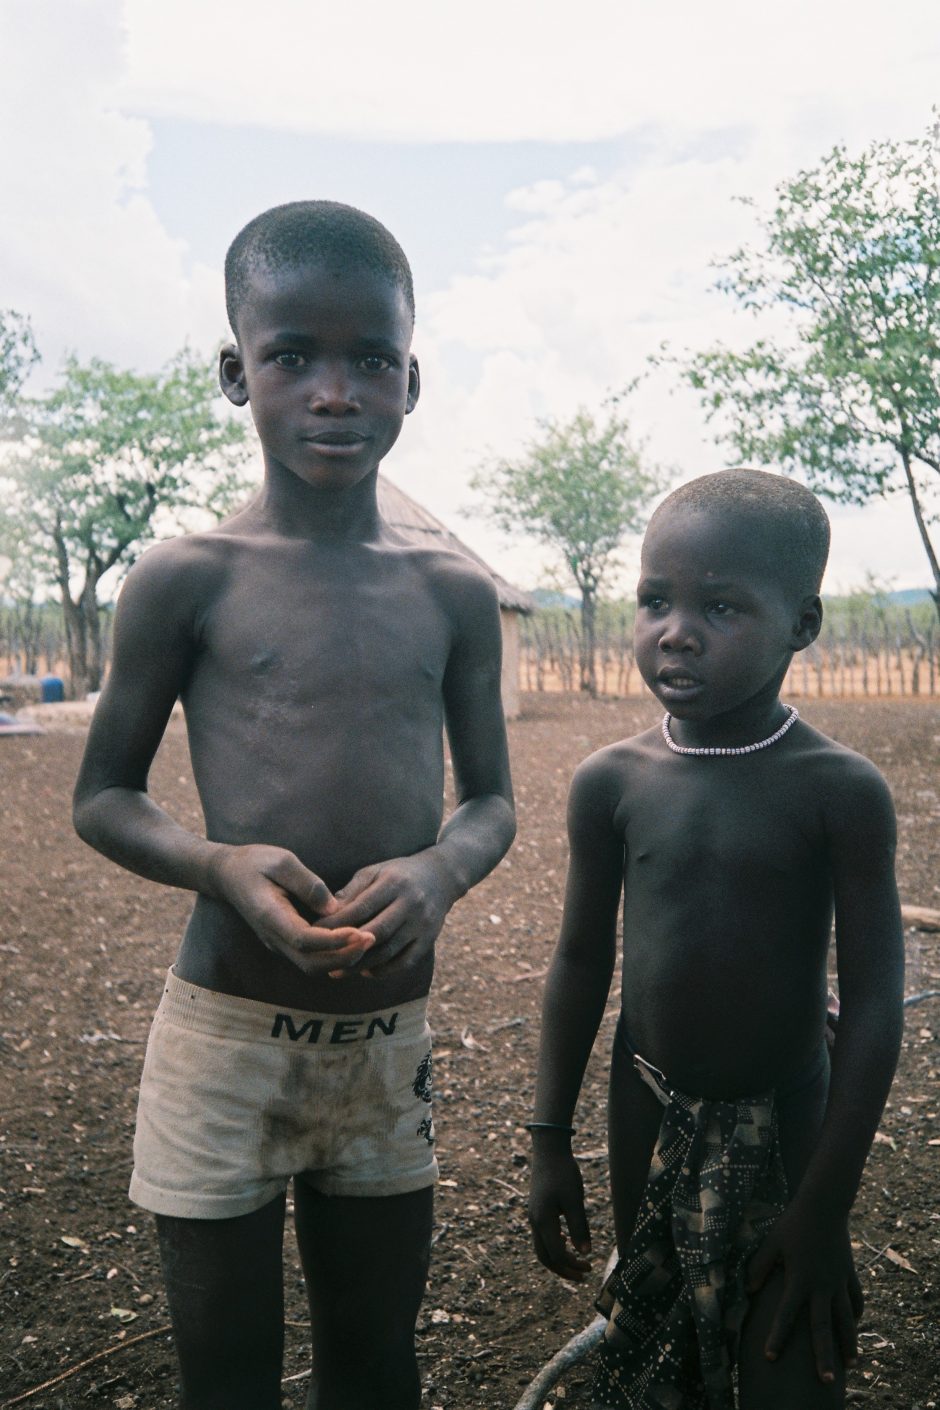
[196,556,450,703]
[623,767,824,883]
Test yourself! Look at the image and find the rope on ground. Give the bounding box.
[512,1314,607,1410]
[513,1249,617,1410]
[0,1325,172,1409]
[903,989,940,1006]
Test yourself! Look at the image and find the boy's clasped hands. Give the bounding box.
[208,841,456,977]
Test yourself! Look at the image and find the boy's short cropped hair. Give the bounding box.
[650,468,830,596]
[224,200,415,335]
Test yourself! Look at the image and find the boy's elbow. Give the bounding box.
[72,785,111,850]
[498,794,517,850]
[72,790,97,845]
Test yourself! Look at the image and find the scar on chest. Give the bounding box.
[248,650,280,675]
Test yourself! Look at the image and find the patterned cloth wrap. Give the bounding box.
[593,1052,789,1410]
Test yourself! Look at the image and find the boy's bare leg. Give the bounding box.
[739,1056,844,1409]
[294,1183,432,1410]
[156,1194,286,1410]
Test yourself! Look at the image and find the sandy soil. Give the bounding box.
[1,695,938,1409]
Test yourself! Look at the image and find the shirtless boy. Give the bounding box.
[527,470,903,1408]
[73,200,515,1410]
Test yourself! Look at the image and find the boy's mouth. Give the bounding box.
[303,431,368,447]
[657,670,702,692]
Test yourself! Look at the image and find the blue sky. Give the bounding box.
[2,0,938,594]
[143,119,635,287]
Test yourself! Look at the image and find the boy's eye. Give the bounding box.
[274,351,306,369]
[358,354,392,373]
[640,595,667,611]
[708,601,736,617]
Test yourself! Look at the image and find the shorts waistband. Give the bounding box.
[156,968,429,1047]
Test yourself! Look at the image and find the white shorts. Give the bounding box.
[130,969,437,1219]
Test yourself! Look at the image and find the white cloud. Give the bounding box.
[0,0,226,373]
[0,0,934,592]
[120,0,938,146]
[391,151,933,592]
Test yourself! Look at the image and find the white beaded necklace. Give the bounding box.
[661,704,799,757]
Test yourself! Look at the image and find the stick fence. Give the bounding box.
[520,609,939,699]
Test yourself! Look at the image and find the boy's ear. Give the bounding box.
[791,594,823,651]
[219,343,248,406]
[405,354,420,415]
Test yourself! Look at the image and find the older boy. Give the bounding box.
[73,201,515,1410]
[527,470,903,1409]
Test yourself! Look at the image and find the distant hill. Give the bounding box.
[880,588,933,606]
[531,588,580,610]
[529,587,935,610]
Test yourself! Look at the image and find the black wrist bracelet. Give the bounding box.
[524,1121,576,1135]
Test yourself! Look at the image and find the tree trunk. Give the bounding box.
[52,523,90,698]
[579,586,597,696]
[10,601,41,675]
[81,577,104,694]
[52,519,107,697]
[60,592,90,699]
[900,447,940,625]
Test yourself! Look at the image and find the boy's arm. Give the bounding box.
[73,545,374,974]
[749,759,904,1381]
[528,754,624,1282]
[325,564,515,970]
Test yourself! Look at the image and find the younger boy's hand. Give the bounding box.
[323,850,457,973]
[747,1201,863,1383]
[208,844,375,975]
[528,1145,593,1283]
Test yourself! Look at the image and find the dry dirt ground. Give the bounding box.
[1,695,938,1410]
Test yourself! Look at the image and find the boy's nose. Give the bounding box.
[309,371,359,415]
[658,616,700,653]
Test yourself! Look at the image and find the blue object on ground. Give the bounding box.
[40,675,65,703]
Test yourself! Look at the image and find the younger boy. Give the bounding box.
[73,201,515,1410]
[527,470,903,1409]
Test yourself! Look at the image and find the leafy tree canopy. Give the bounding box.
[1,347,254,694]
[471,404,662,692]
[0,309,39,426]
[678,119,940,613]
[17,351,251,581]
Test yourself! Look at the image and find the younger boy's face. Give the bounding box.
[634,506,819,720]
[220,259,418,491]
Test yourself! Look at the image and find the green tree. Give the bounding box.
[0,309,39,429]
[472,405,661,694]
[679,120,940,619]
[0,527,47,675]
[1,351,254,697]
[0,310,41,673]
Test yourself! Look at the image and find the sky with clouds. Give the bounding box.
[3,0,939,594]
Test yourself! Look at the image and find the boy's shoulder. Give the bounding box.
[568,726,661,809]
[575,723,664,778]
[790,716,889,785]
[789,717,895,825]
[113,527,265,648]
[383,529,493,581]
[382,532,502,613]
[120,529,236,603]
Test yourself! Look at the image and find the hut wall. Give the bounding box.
[500,609,521,720]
